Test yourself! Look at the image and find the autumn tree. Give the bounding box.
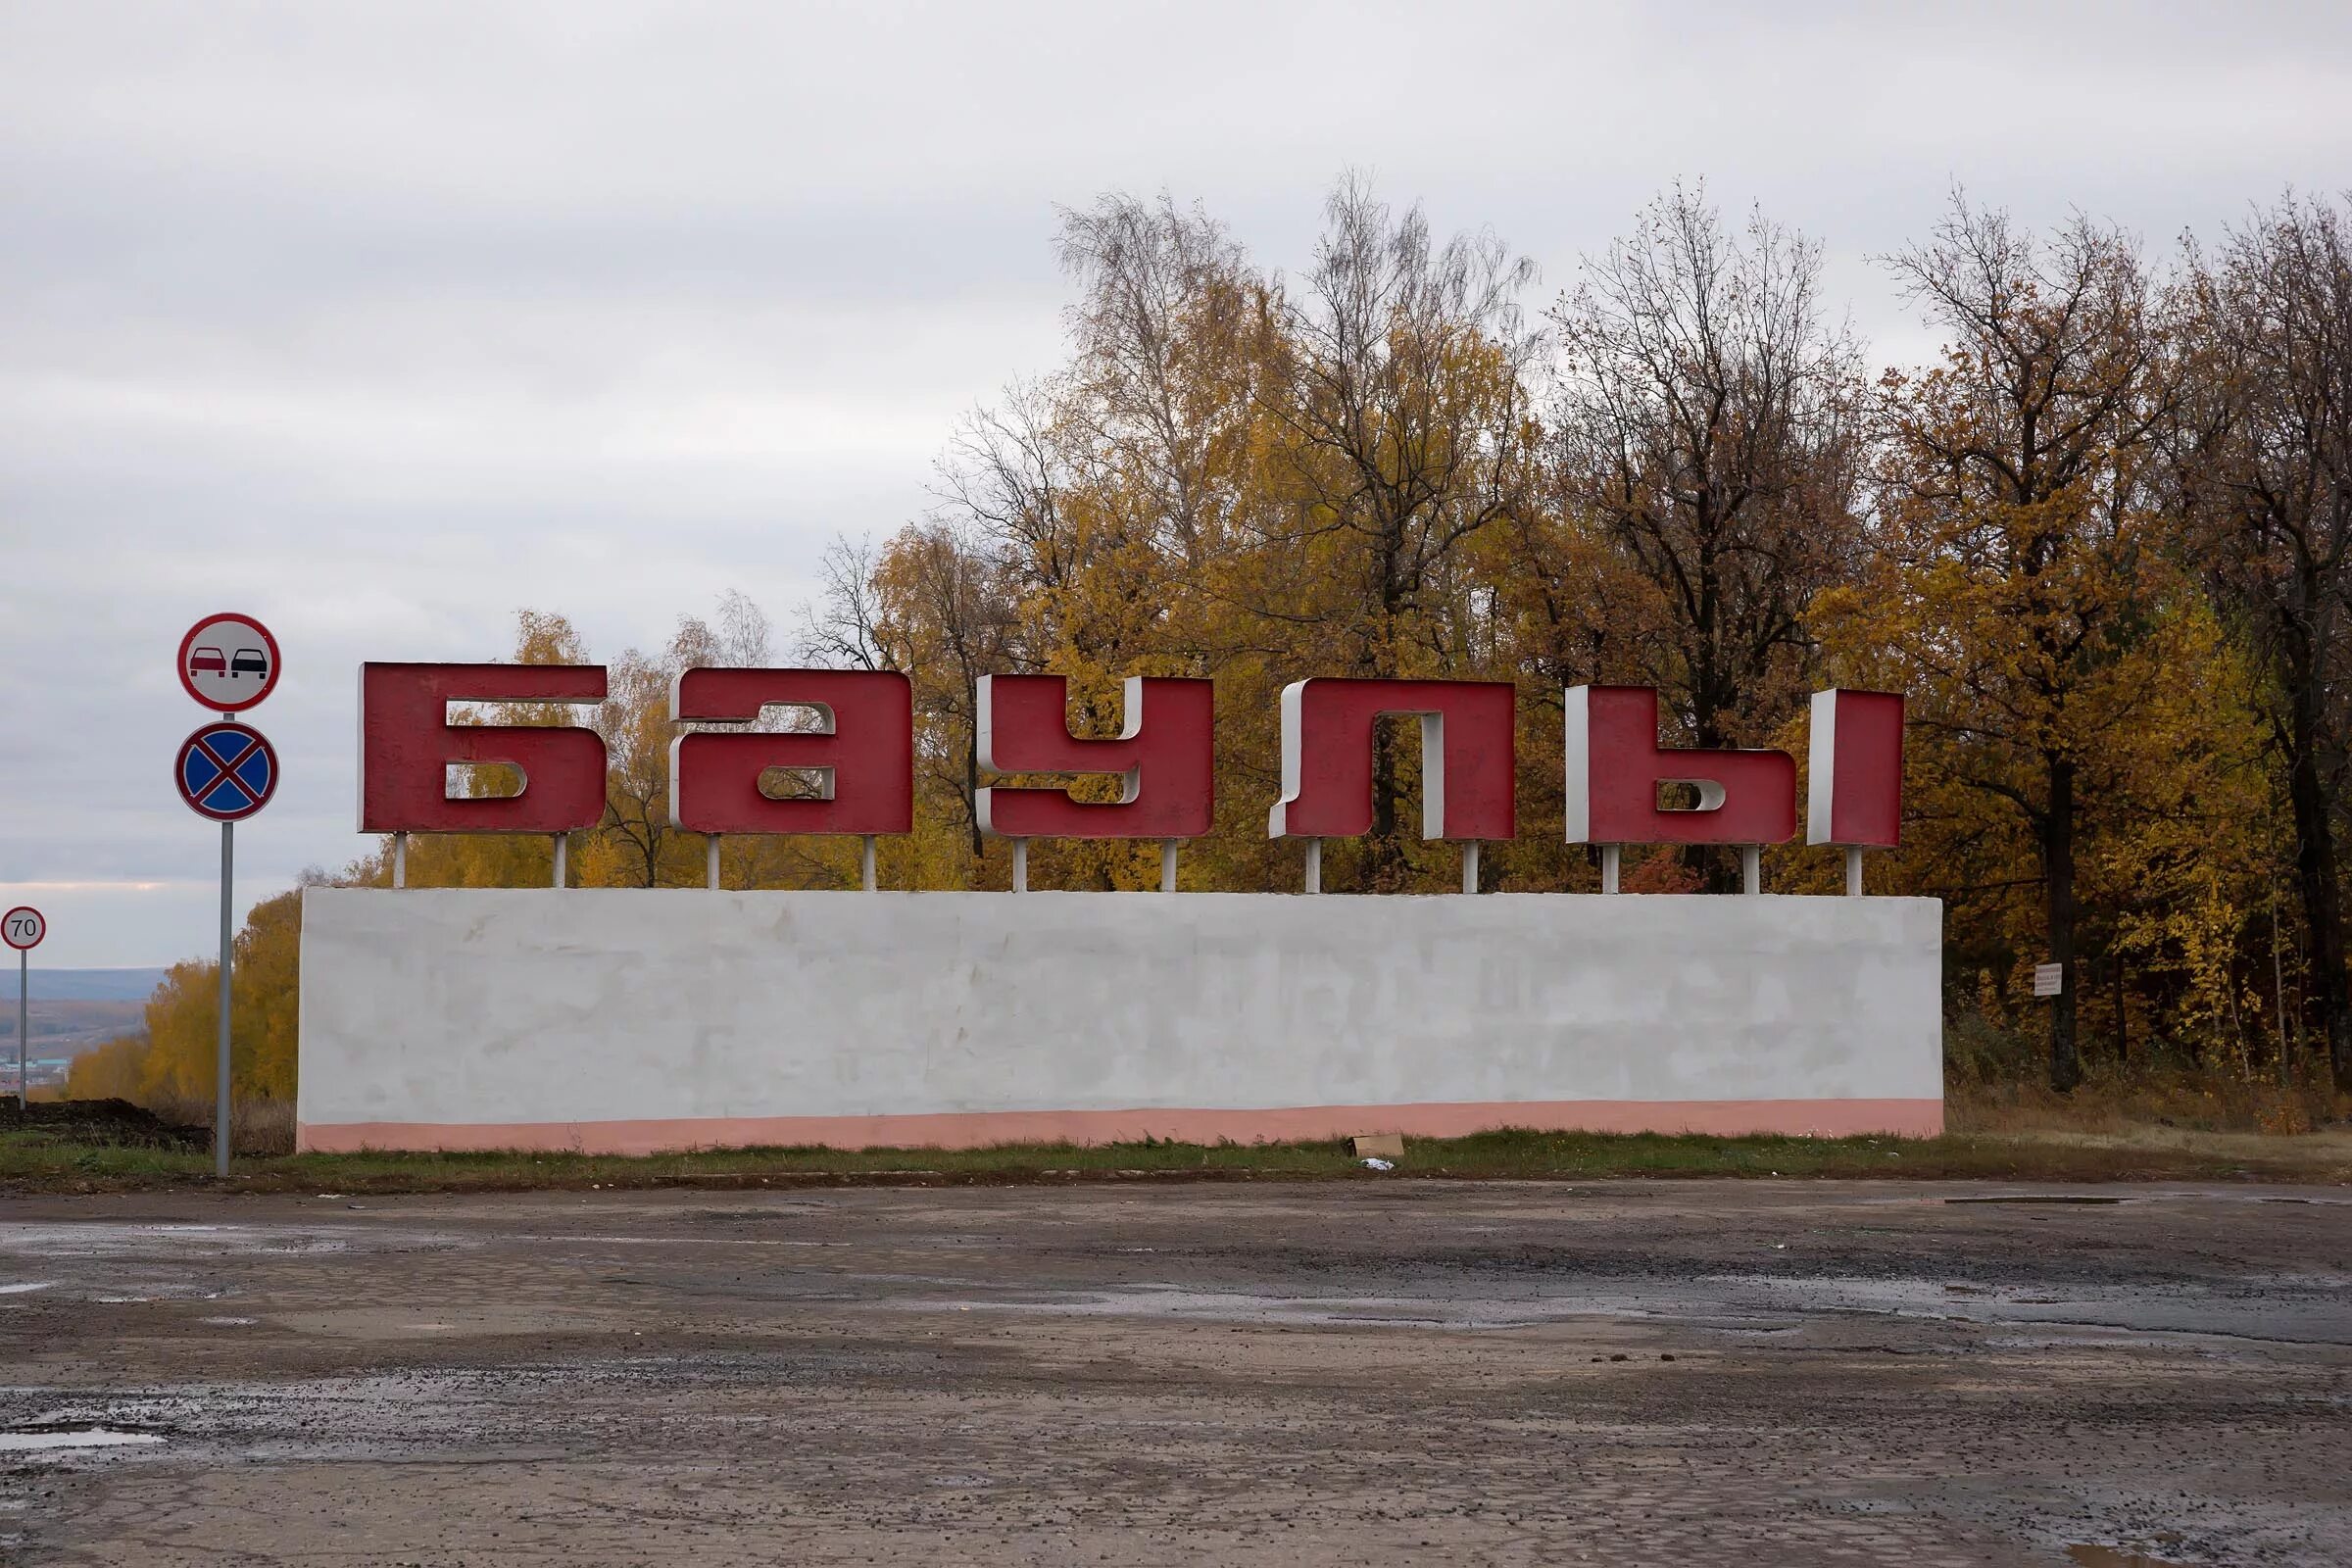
[1544,186,1867,886]
[1859,196,2174,1090]
[1253,175,1543,885]
[68,884,307,1105]
[858,516,1021,868]
[592,590,774,888]
[1041,193,1285,890]
[1053,190,1264,575]
[2167,193,2352,1087]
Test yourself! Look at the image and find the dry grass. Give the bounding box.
[1942,1062,2352,1179]
[117,1094,296,1156]
[1950,1076,2348,1137]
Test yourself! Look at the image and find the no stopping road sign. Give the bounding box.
[175,722,280,821]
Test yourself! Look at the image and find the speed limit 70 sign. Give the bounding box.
[3,907,42,951]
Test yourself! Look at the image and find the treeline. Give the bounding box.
[74,178,2352,1104]
[69,888,301,1102]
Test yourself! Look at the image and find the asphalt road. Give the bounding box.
[1,1180,2347,1566]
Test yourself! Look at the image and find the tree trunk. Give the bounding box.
[963,720,986,863]
[2285,713,2352,1089]
[1683,680,1736,892]
[1368,722,1402,889]
[2044,753,2082,1092]
[2113,953,2128,1065]
[1362,553,1406,890]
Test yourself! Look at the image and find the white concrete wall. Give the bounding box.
[296,888,1943,1151]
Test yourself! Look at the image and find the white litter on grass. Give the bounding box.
[1359,1157,1396,1172]
[199,1316,258,1326]
[0,1283,55,1296]
[0,1428,164,1453]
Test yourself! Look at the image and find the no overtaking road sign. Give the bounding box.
[177,612,281,713]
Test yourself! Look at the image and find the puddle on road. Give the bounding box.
[0,1221,445,1260]
[899,1284,1794,1334]
[0,1427,165,1453]
[1946,1196,2127,1205]
[2068,1546,2186,1567]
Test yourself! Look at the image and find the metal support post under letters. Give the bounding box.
[1160,839,1178,893]
[1600,844,1620,894]
[1845,847,1864,897]
[392,831,407,888]
[1740,846,1761,896]
[216,819,233,1178]
[861,835,877,892]
[707,835,720,890]
[1303,838,1321,895]
[553,834,566,888]
[1011,839,1027,894]
[1461,840,1481,895]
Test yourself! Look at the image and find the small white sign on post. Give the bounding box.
[2032,962,2064,999]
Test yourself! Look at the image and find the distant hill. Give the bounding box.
[16,968,169,1003]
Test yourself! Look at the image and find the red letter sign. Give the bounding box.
[1565,685,1794,845]
[669,669,913,836]
[359,663,608,833]
[1807,689,1903,848]
[975,674,1213,838]
[1267,678,1515,841]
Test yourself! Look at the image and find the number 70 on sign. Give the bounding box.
[3,908,42,951]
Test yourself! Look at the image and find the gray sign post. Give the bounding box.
[173,612,282,1179]
[4,906,46,1109]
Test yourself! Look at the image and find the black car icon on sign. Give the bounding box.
[230,648,269,678]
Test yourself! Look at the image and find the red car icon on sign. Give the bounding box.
[231,648,269,678]
[190,646,226,677]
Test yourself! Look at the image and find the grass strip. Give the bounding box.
[5,1124,2345,1195]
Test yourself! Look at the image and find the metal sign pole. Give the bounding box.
[15,947,24,1110]
[216,817,233,1178]
[172,613,280,1180]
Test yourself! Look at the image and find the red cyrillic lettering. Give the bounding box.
[669,669,912,836]
[358,662,608,833]
[975,674,1213,839]
[1266,678,1515,841]
[1806,689,1904,848]
[1565,685,1794,845]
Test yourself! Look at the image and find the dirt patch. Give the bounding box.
[0,1098,206,1150]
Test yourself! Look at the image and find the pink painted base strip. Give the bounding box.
[299,1098,1943,1154]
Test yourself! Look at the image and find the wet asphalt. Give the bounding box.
[1,1180,2347,1565]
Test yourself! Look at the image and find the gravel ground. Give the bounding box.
[1,1180,2347,1566]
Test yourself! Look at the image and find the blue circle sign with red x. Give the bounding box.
[175,722,279,821]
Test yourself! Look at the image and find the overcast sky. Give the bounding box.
[4,0,2348,966]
